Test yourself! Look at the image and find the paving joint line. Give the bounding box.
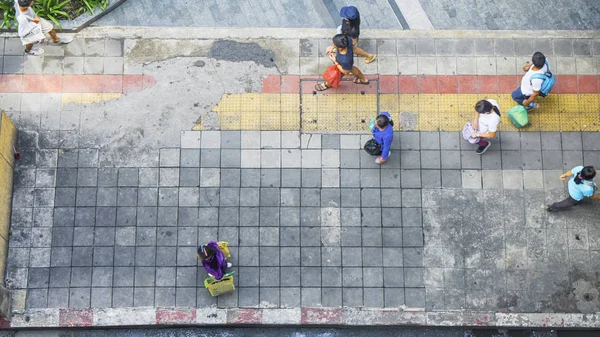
[37,27,600,40]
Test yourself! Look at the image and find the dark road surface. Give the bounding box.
[1,326,592,337]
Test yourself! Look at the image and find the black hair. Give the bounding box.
[475,100,493,114]
[347,17,360,29]
[332,34,348,49]
[18,0,32,6]
[532,52,546,68]
[376,114,394,128]
[197,244,217,259]
[574,166,596,184]
[475,100,501,116]
[341,18,360,38]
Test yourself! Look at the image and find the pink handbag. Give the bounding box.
[462,122,480,144]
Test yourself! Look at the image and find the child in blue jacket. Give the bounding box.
[372,112,394,164]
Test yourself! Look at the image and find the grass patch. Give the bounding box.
[1,0,109,29]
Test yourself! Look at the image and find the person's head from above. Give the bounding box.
[475,100,493,114]
[18,0,33,8]
[340,6,359,21]
[332,34,348,50]
[532,51,546,68]
[376,112,391,130]
[197,244,217,260]
[575,166,597,183]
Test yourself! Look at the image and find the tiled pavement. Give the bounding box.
[8,129,600,311]
[2,31,600,314]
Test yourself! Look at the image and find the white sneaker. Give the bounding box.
[226,262,232,268]
[52,36,73,45]
[25,48,44,56]
[375,152,390,165]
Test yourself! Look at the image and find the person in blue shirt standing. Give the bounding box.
[547,166,600,211]
[370,112,394,165]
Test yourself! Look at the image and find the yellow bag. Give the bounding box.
[218,241,231,258]
[204,273,235,296]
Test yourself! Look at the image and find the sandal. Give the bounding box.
[353,78,369,85]
[363,54,376,64]
[315,82,331,91]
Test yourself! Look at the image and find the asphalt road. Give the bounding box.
[95,0,600,30]
[0,327,570,337]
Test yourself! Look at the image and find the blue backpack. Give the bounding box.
[530,60,555,97]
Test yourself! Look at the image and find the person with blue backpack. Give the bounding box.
[511,52,555,111]
[547,166,600,211]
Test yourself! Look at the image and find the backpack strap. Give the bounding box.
[530,73,548,83]
[582,180,598,192]
[529,60,551,83]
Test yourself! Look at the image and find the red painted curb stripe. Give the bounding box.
[0,74,156,93]
[227,308,263,324]
[58,308,93,327]
[156,308,196,325]
[260,75,600,94]
[8,308,600,328]
[301,308,343,324]
[0,316,10,329]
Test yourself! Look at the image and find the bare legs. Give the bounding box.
[25,28,60,53]
[352,38,376,63]
[351,66,368,83]
[316,66,368,91]
[48,29,60,43]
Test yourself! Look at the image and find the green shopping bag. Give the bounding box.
[204,272,235,296]
[507,105,529,128]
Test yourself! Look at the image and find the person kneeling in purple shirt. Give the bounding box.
[197,241,231,280]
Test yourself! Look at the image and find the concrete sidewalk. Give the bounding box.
[2,28,600,328]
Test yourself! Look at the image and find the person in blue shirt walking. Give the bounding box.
[370,112,394,165]
[547,165,600,211]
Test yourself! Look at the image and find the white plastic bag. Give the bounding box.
[17,15,45,45]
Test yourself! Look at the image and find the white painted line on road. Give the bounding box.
[390,0,434,30]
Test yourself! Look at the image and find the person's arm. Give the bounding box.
[328,53,351,75]
[591,194,600,200]
[473,130,496,139]
[472,111,479,131]
[522,64,532,72]
[379,135,392,161]
[523,91,539,106]
[560,171,573,180]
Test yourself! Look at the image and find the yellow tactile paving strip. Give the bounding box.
[207,93,600,132]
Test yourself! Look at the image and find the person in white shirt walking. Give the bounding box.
[15,0,72,56]
[470,99,501,155]
[511,52,547,111]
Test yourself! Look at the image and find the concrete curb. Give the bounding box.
[1,26,598,39]
[0,0,126,33]
[5,307,600,328]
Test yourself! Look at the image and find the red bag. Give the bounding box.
[322,65,343,88]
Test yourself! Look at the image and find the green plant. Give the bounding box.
[0,0,16,29]
[33,0,71,29]
[77,0,108,15]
